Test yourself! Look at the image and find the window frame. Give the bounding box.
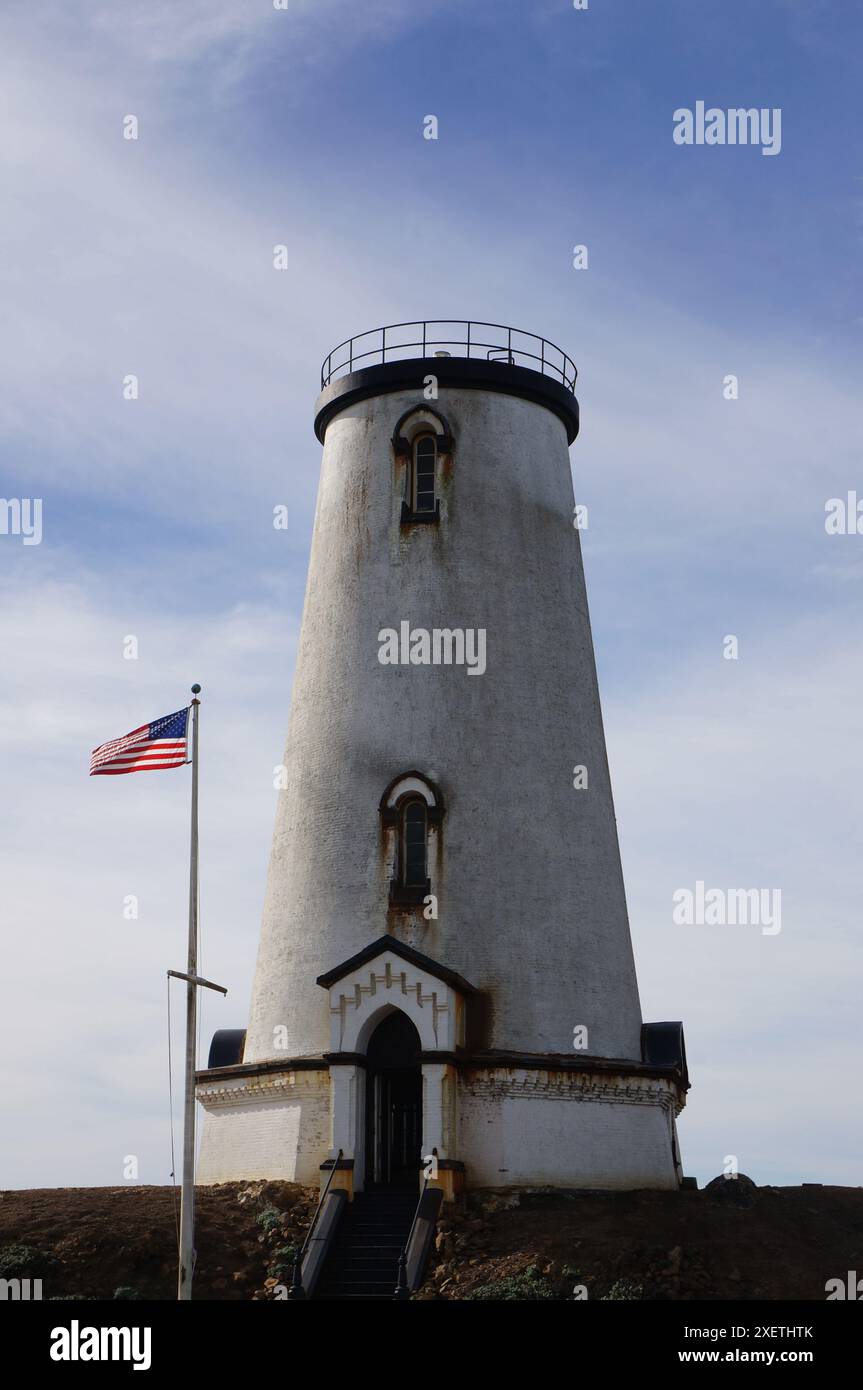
[393,409,451,526]
[379,772,444,910]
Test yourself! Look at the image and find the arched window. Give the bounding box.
[379,771,444,908]
[411,435,437,516]
[392,408,451,525]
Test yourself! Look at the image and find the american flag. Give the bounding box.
[90,707,190,776]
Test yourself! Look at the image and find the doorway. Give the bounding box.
[365,1011,422,1188]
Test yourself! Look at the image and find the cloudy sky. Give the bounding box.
[1,0,860,1191]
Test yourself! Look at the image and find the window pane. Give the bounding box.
[413,437,436,513]
[403,800,427,883]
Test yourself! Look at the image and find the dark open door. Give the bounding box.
[365,1011,422,1188]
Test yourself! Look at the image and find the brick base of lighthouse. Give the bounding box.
[196,1063,684,1194]
[196,940,687,1196]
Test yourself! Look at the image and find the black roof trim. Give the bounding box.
[466,1048,686,1086]
[196,1055,327,1083]
[641,1021,689,1090]
[316,934,478,997]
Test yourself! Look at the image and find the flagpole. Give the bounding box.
[178,683,201,1301]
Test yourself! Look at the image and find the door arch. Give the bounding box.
[365,1010,422,1188]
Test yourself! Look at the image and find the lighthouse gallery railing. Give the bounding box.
[321,320,577,394]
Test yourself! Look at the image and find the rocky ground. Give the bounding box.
[1,1177,860,1300]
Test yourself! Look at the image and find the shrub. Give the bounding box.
[0,1244,58,1279]
[267,1244,299,1282]
[601,1279,643,1300]
[255,1205,284,1236]
[464,1265,556,1301]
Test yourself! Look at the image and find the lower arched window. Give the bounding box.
[380,772,443,908]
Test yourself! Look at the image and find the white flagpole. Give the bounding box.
[178,683,201,1301]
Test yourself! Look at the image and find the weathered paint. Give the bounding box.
[197,362,685,1194]
[244,382,643,1064]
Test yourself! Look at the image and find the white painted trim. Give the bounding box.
[383,774,437,809]
[327,949,465,1054]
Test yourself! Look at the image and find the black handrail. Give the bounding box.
[320,320,576,394]
[394,1150,437,1301]
[287,1147,343,1301]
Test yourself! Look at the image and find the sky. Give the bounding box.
[0,0,861,1192]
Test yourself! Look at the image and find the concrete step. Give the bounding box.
[312,1190,423,1300]
[317,1281,397,1298]
[315,1294,393,1302]
[330,1260,398,1275]
[333,1245,404,1257]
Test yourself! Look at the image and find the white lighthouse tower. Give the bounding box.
[197,321,688,1201]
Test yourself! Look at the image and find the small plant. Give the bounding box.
[255,1205,284,1236]
[113,1286,145,1300]
[465,1265,555,1301]
[267,1244,299,1282]
[601,1279,643,1300]
[0,1244,57,1279]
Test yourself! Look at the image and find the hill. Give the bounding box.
[1,1178,860,1301]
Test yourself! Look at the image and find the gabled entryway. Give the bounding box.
[316,936,476,1200]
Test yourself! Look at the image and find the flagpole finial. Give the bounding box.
[191,683,202,695]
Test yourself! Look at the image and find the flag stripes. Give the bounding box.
[90,707,190,776]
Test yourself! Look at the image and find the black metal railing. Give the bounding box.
[321,321,576,394]
[394,1150,437,1301]
[287,1147,343,1301]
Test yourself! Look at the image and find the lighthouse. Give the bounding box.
[196,321,689,1199]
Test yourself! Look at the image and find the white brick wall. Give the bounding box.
[196,1063,682,1191]
[458,1071,679,1190]
[196,1070,330,1186]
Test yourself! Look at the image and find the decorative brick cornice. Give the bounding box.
[195,1055,686,1117]
[460,1067,685,1116]
[196,1067,330,1108]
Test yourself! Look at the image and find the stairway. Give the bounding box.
[314,1189,418,1301]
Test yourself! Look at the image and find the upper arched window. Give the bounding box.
[392,408,451,526]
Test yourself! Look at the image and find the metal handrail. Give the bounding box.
[394,1150,437,1300]
[288,1147,343,1300]
[320,320,577,394]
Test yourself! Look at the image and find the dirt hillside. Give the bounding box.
[1,1178,860,1300]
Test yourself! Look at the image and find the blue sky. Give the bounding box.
[1,0,861,1191]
